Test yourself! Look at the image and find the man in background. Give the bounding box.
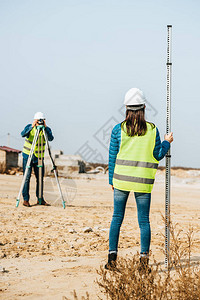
[21,112,54,207]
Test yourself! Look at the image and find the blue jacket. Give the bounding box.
[109,123,170,185]
[21,124,54,162]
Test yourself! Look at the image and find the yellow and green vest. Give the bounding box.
[22,127,46,158]
[113,122,159,193]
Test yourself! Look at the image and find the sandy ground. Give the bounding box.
[0,170,200,299]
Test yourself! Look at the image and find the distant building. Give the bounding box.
[44,151,86,175]
[18,149,86,175]
[0,146,21,172]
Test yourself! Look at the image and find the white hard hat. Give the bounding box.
[124,88,146,107]
[34,112,45,120]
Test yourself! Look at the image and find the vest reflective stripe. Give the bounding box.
[113,173,155,184]
[116,159,158,169]
[23,146,31,151]
[23,127,46,158]
[25,138,32,145]
[25,138,46,145]
[23,146,45,154]
[113,122,159,193]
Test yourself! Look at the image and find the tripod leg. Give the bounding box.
[43,129,66,209]
[16,128,40,207]
[53,169,66,209]
[22,158,32,201]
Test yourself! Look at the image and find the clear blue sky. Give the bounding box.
[0,0,199,167]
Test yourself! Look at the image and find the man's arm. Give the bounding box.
[45,126,54,141]
[21,124,32,138]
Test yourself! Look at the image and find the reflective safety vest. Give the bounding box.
[22,127,46,158]
[113,122,159,193]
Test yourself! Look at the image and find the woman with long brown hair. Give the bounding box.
[105,88,173,270]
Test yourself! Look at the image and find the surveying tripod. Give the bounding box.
[16,125,66,209]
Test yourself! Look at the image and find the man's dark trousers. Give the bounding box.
[22,156,45,202]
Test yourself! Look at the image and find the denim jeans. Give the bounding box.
[109,188,151,254]
[22,156,45,202]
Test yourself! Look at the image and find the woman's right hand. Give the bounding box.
[164,132,173,143]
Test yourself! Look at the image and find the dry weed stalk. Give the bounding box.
[63,290,90,300]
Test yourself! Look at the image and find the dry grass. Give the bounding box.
[65,219,200,300]
[97,219,200,300]
[63,291,90,300]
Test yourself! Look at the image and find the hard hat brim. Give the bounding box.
[126,104,145,111]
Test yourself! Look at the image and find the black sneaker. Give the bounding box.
[105,253,117,270]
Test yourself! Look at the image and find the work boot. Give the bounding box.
[105,252,117,270]
[23,201,31,207]
[37,199,51,206]
[138,256,151,274]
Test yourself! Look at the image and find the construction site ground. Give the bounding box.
[0,169,200,299]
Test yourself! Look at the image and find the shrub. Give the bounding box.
[97,221,200,300]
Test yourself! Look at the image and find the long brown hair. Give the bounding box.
[121,107,155,137]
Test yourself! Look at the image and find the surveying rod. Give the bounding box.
[165,25,172,269]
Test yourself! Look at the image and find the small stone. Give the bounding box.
[101,228,109,232]
[94,226,100,230]
[9,170,16,175]
[0,266,5,272]
[16,242,25,246]
[83,227,93,233]
[69,229,77,234]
